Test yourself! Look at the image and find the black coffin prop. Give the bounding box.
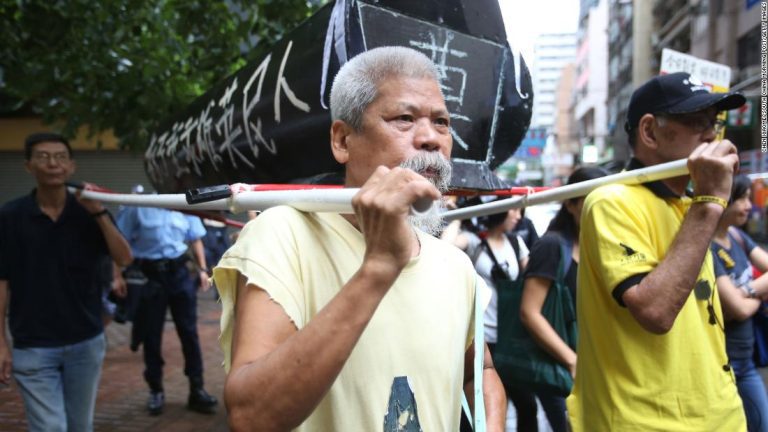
[144,0,533,192]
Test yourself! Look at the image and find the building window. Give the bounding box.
[738,26,760,69]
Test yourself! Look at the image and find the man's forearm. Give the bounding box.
[95,214,133,266]
[462,343,506,432]
[482,367,507,432]
[190,240,207,269]
[624,202,724,333]
[226,263,398,431]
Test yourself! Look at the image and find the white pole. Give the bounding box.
[442,159,689,222]
[71,189,230,211]
[232,189,358,213]
[75,158,690,217]
[75,187,434,215]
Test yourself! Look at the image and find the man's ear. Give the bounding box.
[637,114,659,151]
[330,120,352,164]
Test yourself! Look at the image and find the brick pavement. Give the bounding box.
[0,292,229,432]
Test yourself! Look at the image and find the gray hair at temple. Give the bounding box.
[330,46,443,131]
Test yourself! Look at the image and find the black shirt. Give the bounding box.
[523,232,578,306]
[0,190,108,348]
[512,217,540,250]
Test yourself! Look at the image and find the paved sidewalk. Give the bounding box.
[0,292,228,432]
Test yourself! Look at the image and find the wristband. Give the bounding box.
[91,209,109,218]
[691,195,728,209]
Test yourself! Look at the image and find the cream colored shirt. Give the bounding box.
[214,206,477,431]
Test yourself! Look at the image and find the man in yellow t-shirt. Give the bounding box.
[567,72,747,431]
[213,46,506,431]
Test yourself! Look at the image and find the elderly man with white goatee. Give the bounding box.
[213,46,506,431]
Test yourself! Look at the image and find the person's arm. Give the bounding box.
[78,195,133,266]
[715,274,761,321]
[742,269,768,301]
[621,141,739,334]
[520,276,577,377]
[111,262,127,298]
[224,166,439,431]
[441,220,469,250]
[190,239,210,292]
[462,343,506,432]
[749,246,768,285]
[0,280,10,385]
[94,213,133,266]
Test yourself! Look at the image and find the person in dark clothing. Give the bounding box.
[0,132,132,432]
[116,206,218,416]
[512,209,540,250]
[520,166,608,432]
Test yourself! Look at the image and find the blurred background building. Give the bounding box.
[503,0,764,187]
[502,32,577,185]
[573,0,609,166]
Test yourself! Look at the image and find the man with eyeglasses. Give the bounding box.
[567,72,748,430]
[0,132,133,431]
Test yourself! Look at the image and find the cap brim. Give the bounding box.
[667,92,746,114]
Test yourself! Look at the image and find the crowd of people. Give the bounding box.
[1,45,767,432]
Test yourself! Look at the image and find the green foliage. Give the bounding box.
[0,0,325,150]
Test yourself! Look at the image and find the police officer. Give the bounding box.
[116,205,218,415]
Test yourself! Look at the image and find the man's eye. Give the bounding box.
[435,118,450,127]
[396,115,414,122]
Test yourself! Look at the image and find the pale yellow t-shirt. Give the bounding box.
[214,206,477,431]
[568,183,746,432]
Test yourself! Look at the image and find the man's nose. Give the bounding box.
[413,119,442,151]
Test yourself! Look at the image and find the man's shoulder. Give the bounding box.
[237,206,320,244]
[0,194,33,217]
[251,205,318,230]
[423,233,474,268]
[584,183,655,215]
[589,183,646,201]
[260,205,308,219]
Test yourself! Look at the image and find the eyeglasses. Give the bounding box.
[31,152,70,163]
[693,279,723,330]
[656,112,725,135]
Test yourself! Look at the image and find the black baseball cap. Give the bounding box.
[624,72,746,133]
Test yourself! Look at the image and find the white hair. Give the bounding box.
[330,46,442,131]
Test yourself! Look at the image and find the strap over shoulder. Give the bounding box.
[557,234,573,279]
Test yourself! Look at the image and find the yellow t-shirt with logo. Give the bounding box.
[214,206,476,431]
[567,183,745,432]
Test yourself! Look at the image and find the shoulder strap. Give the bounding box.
[479,237,502,268]
[558,235,573,279]
[505,232,521,266]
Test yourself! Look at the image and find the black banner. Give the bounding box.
[144,0,533,192]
